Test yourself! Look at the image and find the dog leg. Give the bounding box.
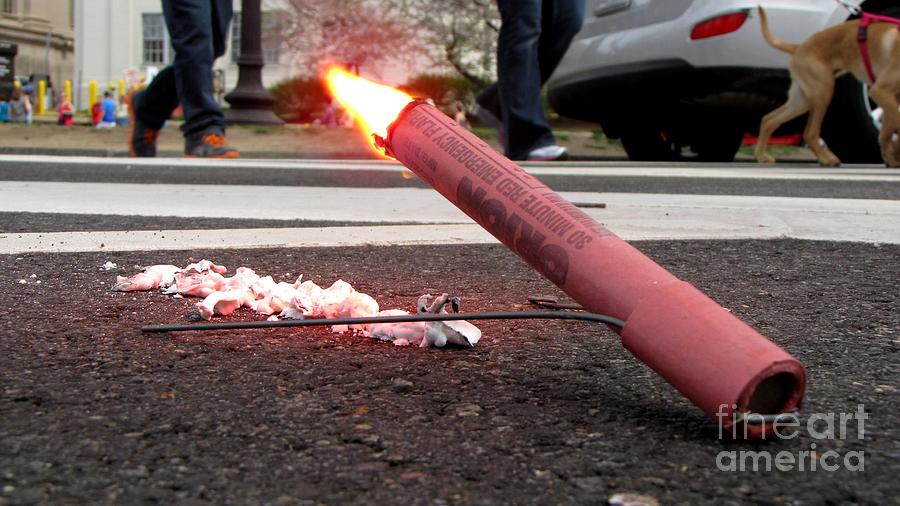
[868,82,900,167]
[803,104,841,167]
[893,137,900,167]
[796,60,840,167]
[891,92,900,165]
[756,83,809,164]
[881,115,900,167]
[879,116,899,167]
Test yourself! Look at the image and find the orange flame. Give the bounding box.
[323,66,413,156]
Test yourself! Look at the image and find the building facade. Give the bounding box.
[72,0,293,109]
[0,0,75,93]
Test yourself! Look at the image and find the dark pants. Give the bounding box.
[139,0,232,137]
[480,0,584,160]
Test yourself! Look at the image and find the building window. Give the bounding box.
[1,0,15,14]
[262,11,282,63]
[142,14,171,65]
[231,12,282,64]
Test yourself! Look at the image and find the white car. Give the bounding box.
[547,0,898,162]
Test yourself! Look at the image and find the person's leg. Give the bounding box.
[136,66,178,130]
[128,68,172,157]
[495,0,556,160]
[473,82,506,148]
[210,0,233,59]
[538,0,584,85]
[162,0,225,138]
[475,83,500,119]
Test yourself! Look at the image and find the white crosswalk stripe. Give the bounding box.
[1,157,898,253]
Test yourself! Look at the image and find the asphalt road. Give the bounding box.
[0,156,898,505]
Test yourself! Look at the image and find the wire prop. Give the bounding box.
[140,296,624,334]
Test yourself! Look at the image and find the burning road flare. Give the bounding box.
[324,66,806,438]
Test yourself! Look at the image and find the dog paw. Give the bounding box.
[881,151,900,167]
[756,154,776,164]
[818,156,841,167]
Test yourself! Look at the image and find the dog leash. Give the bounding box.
[834,0,861,16]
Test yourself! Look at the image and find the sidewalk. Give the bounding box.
[1,118,812,161]
[0,120,374,159]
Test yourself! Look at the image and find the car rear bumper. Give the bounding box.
[547,59,790,128]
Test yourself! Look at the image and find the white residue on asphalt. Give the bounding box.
[111,259,481,348]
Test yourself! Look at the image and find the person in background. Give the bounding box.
[474,0,585,161]
[9,88,32,124]
[0,95,9,123]
[21,81,33,101]
[57,92,74,126]
[453,102,470,130]
[96,91,117,128]
[24,90,34,124]
[90,96,103,127]
[115,95,129,127]
[318,98,343,127]
[128,0,238,158]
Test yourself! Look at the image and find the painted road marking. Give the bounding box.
[1,154,899,181]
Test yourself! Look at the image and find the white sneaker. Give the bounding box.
[526,144,568,161]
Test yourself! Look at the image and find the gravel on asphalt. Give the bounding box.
[0,240,897,505]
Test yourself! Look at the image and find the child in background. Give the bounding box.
[0,95,8,122]
[97,91,117,128]
[57,92,74,126]
[9,89,31,124]
[90,96,103,127]
[115,95,129,127]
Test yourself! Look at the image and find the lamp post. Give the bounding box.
[224,0,283,124]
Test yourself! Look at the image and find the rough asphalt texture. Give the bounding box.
[1,238,897,505]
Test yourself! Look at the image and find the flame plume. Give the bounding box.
[323,66,413,156]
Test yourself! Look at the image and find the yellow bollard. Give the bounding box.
[64,80,72,104]
[88,80,98,110]
[37,80,46,115]
[118,79,126,98]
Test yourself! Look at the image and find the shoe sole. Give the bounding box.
[184,151,241,159]
[527,151,570,162]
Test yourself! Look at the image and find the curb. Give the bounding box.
[0,146,374,160]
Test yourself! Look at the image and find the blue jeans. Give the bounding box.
[480,0,584,160]
[139,0,232,137]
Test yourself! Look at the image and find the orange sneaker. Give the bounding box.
[185,132,240,158]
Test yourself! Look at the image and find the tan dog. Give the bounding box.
[756,6,900,167]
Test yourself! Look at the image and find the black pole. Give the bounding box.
[224,0,283,124]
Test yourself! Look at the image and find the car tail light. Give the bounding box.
[690,11,749,40]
